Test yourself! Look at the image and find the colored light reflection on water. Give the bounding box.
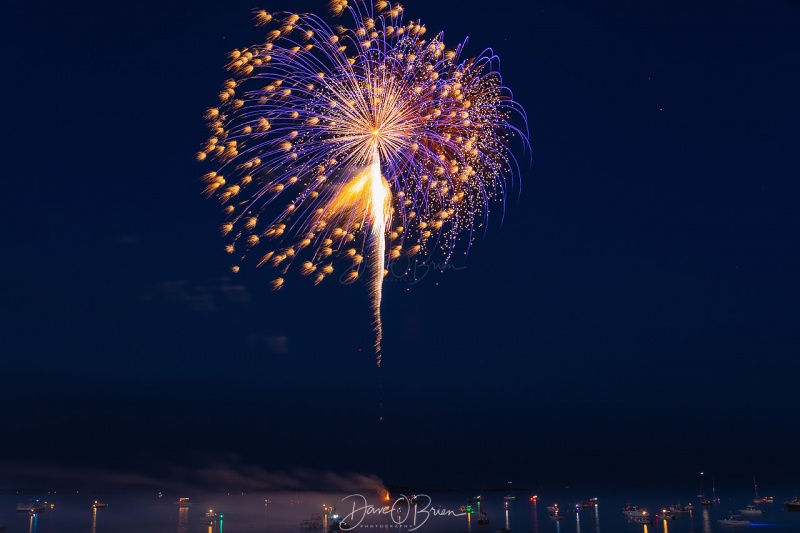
[1,487,799,533]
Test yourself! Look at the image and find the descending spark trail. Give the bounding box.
[368,145,390,366]
[197,0,529,365]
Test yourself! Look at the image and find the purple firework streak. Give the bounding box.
[197,0,529,365]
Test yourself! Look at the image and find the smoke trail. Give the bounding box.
[1,459,387,494]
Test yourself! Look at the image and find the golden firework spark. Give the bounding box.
[198,0,529,365]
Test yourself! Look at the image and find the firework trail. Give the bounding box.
[367,145,389,365]
[197,0,528,365]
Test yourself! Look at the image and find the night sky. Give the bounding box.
[3,0,799,493]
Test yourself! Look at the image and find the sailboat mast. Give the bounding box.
[712,476,717,503]
[699,471,705,499]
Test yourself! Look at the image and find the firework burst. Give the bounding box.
[198,0,528,365]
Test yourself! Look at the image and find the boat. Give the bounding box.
[495,529,511,533]
[175,497,192,507]
[751,475,775,504]
[16,500,46,513]
[718,515,751,526]
[503,495,515,500]
[739,505,764,516]
[628,515,653,524]
[467,496,482,503]
[92,501,108,509]
[301,518,322,528]
[575,500,596,509]
[503,502,510,510]
[545,501,561,517]
[656,509,676,520]
[623,504,649,517]
[477,511,490,524]
[203,509,221,522]
[670,501,692,512]
[785,498,800,511]
[328,515,352,532]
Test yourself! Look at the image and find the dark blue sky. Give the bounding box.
[3,0,799,492]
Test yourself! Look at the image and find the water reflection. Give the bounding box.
[177,506,188,533]
[594,502,600,533]
[701,508,711,533]
[505,508,510,530]
[204,520,224,533]
[12,488,791,533]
